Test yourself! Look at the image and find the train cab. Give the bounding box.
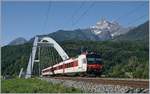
[86,53,102,74]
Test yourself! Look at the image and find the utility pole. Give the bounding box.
[38,46,41,76]
[29,52,32,77]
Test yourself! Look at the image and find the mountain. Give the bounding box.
[114,21,149,42]
[29,29,100,42]
[48,29,100,41]
[90,18,131,38]
[9,37,27,45]
[18,19,148,44]
[29,18,130,42]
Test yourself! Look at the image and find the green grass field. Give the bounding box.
[1,78,82,93]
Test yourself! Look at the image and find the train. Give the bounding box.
[42,52,103,77]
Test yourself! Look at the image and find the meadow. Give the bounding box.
[1,78,82,93]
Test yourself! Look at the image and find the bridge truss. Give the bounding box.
[25,37,69,78]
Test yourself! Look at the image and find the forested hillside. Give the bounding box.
[2,40,149,79]
[114,21,149,42]
[2,43,32,76]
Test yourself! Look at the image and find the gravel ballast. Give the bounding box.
[40,77,149,93]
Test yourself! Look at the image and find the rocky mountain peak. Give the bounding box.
[90,18,130,38]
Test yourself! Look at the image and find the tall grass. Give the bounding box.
[1,78,82,93]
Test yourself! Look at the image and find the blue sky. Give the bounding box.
[2,1,149,45]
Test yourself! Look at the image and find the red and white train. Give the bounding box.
[42,52,103,76]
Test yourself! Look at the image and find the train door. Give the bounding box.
[78,55,87,72]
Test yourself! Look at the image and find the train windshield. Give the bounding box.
[86,54,101,64]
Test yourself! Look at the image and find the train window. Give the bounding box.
[64,62,78,68]
[71,62,74,67]
[72,62,74,67]
[65,64,67,68]
[59,65,62,69]
[69,63,72,67]
[74,61,78,66]
[87,58,95,61]
[66,63,71,68]
[70,63,72,67]
[95,58,101,61]
[86,54,101,64]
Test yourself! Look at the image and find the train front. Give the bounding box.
[86,53,103,75]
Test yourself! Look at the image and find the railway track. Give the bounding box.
[52,77,149,89]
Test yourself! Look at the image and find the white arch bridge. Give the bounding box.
[25,36,69,78]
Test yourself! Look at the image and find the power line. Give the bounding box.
[114,3,146,22]
[127,14,148,26]
[57,1,85,30]
[72,2,95,27]
[42,1,51,33]
[38,46,41,76]
[70,1,86,25]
